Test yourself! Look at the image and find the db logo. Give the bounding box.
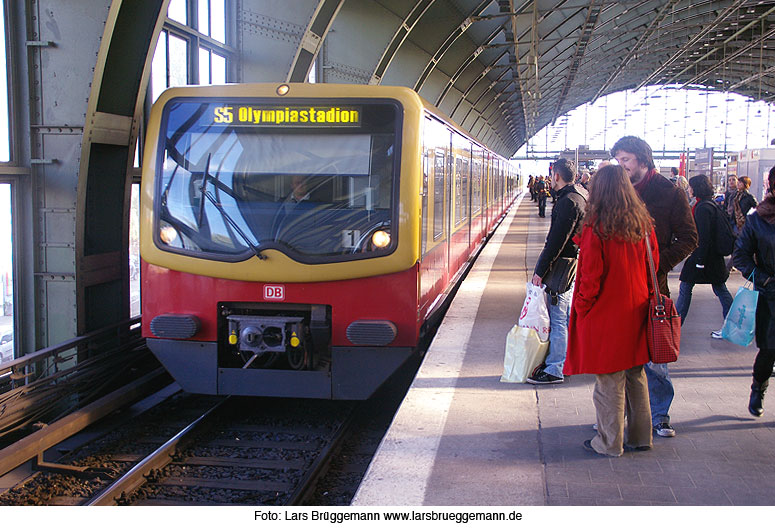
[263,285,285,300]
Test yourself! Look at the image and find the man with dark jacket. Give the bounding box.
[527,158,588,384]
[612,136,698,437]
[534,176,549,217]
[723,175,738,225]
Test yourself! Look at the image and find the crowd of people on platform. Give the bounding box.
[521,135,775,457]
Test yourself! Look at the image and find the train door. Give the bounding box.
[487,154,498,230]
[450,133,471,274]
[418,117,450,320]
[472,147,484,246]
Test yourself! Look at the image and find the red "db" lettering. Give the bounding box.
[264,285,285,300]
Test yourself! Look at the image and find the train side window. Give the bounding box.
[453,134,470,227]
[472,150,481,215]
[433,148,445,240]
[422,140,429,254]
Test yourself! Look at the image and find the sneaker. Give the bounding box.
[592,423,598,431]
[526,369,564,385]
[711,329,723,339]
[654,422,676,437]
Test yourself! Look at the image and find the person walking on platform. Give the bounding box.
[733,176,757,236]
[565,164,656,456]
[675,174,734,337]
[733,166,775,417]
[527,175,535,201]
[534,176,549,217]
[724,175,739,227]
[527,158,587,385]
[612,136,698,438]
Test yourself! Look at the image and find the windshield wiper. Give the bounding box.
[199,156,268,261]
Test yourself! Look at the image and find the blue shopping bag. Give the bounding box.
[721,272,759,347]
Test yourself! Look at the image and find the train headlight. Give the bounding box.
[371,230,391,248]
[276,84,290,96]
[159,224,179,245]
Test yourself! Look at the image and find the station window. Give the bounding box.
[168,0,187,24]
[199,48,226,85]
[151,0,231,100]
[0,183,13,362]
[151,30,189,101]
[0,0,9,162]
[198,0,226,43]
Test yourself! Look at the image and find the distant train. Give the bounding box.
[140,83,519,399]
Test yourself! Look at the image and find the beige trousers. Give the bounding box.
[590,365,652,456]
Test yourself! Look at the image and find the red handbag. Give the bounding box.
[645,236,681,363]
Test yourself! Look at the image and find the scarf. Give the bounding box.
[633,168,658,195]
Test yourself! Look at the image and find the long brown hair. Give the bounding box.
[585,164,653,242]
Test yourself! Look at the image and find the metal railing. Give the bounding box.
[0,317,159,440]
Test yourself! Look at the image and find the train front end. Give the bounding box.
[140,84,423,399]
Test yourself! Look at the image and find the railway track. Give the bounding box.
[0,392,357,506]
[90,398,355,505]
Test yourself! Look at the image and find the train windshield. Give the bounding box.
[154,99,400,263]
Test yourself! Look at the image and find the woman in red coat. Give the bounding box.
[565,164,658,457]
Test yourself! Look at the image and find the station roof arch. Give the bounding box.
[284,0,775,157]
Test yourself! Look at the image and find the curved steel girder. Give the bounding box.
[75,0,169,334]
[239,0,335,83]
[287,0,346,82]
[368,0,437,84]
[434,25,507,107]
[411,1,495,92]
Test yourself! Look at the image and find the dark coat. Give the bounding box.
[565,227,657,375]
[733,195,775,349]
[679,200,730,285]
[637,171,698,296]
[737,190,757,218]
[534,183,588,278]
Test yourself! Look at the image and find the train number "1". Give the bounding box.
[263,285,285,300]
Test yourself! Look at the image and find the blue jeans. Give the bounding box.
[675,281,734,324]
[544,286,573,379]
[645,361,673,426]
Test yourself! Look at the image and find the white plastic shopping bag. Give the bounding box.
[518,282,550,341]
[500,325,550,383]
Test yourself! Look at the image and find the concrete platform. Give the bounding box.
[353,192,774,506]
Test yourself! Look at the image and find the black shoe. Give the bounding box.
[749,378,768,417]
[526,369,563,385]
[624,444,651,452]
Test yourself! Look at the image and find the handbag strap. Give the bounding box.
[644,234,664,310]
[745,270,755,289]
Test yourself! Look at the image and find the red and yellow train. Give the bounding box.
[140,83,519,399]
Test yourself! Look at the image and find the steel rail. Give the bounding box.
[87,397,229,506]
[284,406,357,505]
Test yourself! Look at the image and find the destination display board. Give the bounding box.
[212,105,362,127]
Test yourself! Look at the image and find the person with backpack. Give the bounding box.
[675,174,734,339]
[534,176,550,217]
